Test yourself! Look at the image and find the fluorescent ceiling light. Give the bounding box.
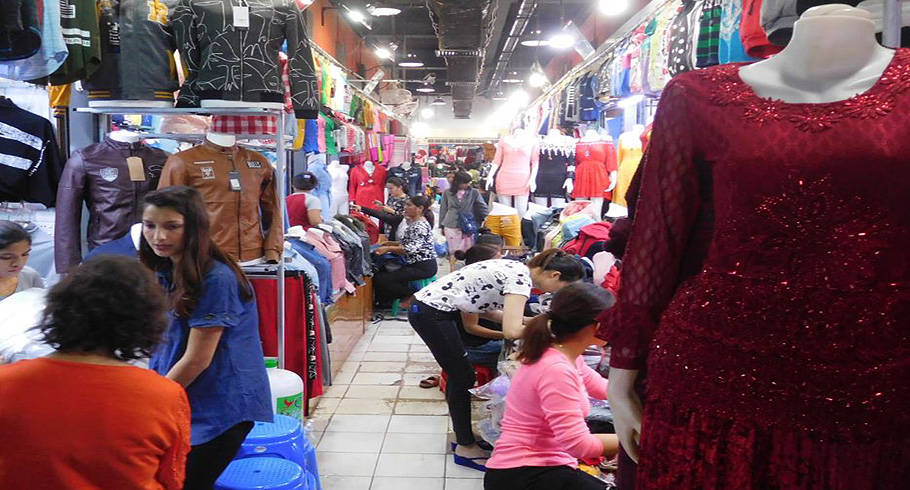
[431,96,446,105]
[521,39,551,47]
[420,107,434,119]
[399,61,424,67]
[502,78,523,84]
[347,10,366,23]
[374,47,393,59]
[549,32,575,49]
[491,92,506,101]
[599,0,629,16]
[368,6,401,16]
[528,72,547,88]
[416,85,435,93]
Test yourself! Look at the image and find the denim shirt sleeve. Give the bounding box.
[188,266,244,329]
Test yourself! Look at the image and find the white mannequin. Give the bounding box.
[363,160,375,176]
[109,130,141,144]
[201,99,284,111]
[488,128,537,216]
[609,4,898,464]
[327,159,349,217]
[205,132,237,147]
[401,160,412,170]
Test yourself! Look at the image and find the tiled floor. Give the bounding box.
[310,318,485,490]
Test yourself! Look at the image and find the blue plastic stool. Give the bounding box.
[236,415,320,490]
[391,275,436,316]
[215,457,305,490]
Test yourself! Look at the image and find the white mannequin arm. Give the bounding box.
[486,163,499,191]
[607,170,618,192]
[608,367,642,463]
[528,163,538,193]
[564,165,575,195]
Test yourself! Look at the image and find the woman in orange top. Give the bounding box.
[0,255,191,489]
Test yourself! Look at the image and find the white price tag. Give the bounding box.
[233,5,250,29]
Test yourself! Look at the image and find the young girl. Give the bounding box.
[409,248,584,471]
[140,186,272,489]
[371,195,438,307]
[0,220,43,301]
[485,282,619,490]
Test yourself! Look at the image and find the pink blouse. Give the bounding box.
[487,348,608,470]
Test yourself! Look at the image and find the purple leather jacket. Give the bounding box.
[54,138,166,273]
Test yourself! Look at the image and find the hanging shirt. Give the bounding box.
[0,98,64,206]
[0,0,68,80]
[150,260,272,445]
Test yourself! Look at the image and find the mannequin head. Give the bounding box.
[526,248,585,293]
[139,186,252,317]
[0,220,31,279]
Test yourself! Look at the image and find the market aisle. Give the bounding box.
[310,317,486,490]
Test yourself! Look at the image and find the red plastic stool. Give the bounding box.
[439,364,494,393]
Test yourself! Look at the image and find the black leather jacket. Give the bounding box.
[170,0,319,118]
[54,138,165,272]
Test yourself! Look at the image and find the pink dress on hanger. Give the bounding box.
[493,138,539,196]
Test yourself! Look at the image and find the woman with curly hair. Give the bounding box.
[140,186,272,489]
[0,255,191,489]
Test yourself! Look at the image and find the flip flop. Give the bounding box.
[451,441,493,452]
[453,453,488,472]
[419,375,440,389]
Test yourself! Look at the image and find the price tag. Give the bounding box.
[233,5,250,29]
[228,170,242,192]
[126,157,146,181]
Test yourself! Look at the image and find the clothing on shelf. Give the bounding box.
[0,0,67,81]
[169,0,319,118]
[158,140,283,262]
[54,137,166,273]
[0,98,64,206]
[598,51,910,487]
[83,0,179,103]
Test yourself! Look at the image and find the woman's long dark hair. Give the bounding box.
[139,186,253,318]
[518,282,615,364]
[448,170,473,194]
[526,248,585,283]
[410,194,435,228]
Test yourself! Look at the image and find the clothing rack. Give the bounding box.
[75,106,291,369]
[308,42,411,128]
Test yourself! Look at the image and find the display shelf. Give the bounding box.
[140,132,293,142]
[75,106,282,116]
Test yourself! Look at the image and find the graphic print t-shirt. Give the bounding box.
[415,259,532,313]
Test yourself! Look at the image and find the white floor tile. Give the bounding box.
[445,457,485,478]
[351,372,404,385]
[317,451,378,476]
[374,453,447,478]
[371,477,444,490]
[395,400,449,415]
[321,476,372,490]
[404,362,441,373]
[398,386,446,401]
[409,353,438,363]
[363,351,410,362]
[321,384,349,398]
[317,431,385,453]
[312,397,341,414]
[410,344,432,353]
[367,343,411,352]
[344,385,401,399]
[388,415,450,434]
[306,413,332,433]
[382,432,449,454]
[409,336,427,345]
[445,478,485,490]
[376,327,414,336]
[358,361,406,373]
[335,398,395,415]
[325,414,391,433]
[403,373,435,387]
[371,335,414,345]
[333,370,356,385]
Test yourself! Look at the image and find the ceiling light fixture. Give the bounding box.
[599,0,629,16]
[347,9,366,24]
[374,46,393,59]
[367,5,401,16]
[520,30,549,47]
[502,78,523,84]
[416,83,435,93]
[549,32,575,49]
[398,53,424,67]
[431,96,446,105]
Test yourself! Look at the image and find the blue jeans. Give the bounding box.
[465,340,502,369]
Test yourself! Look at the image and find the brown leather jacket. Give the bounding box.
[158,140,282,262]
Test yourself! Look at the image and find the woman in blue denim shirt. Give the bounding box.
[140,186,272,489]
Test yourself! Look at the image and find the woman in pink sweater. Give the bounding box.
[486,282,619,490]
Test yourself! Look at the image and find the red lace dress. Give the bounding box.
[598,49,910,489]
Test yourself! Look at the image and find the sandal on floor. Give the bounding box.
[419,375,440,389]
[453,453,488,473]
